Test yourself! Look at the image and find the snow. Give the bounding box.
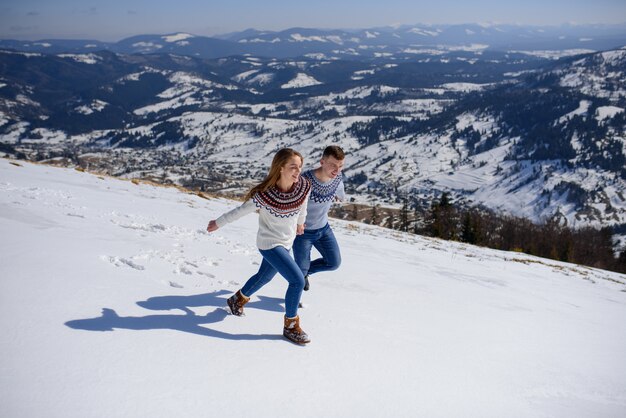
[366,99,447,117]
[231,69,275,86]
[408,28,440,37]
[455,112,497,132]
[157,72,225,98]
[0,50,42,58]
[332,48,360,56]
[131,42,163,51]
[600,50,626,64]
[75,100,108,115]
[558,100,591,123]
[355,69,376,76]
[560,72,584,88]
[117,71,148,83]
[248,73,275,86]
[232,69,261,83]
[440,82,491,92]
[510,49,595,60]
[134,92,200,116]
[280,73,322,89]
[443,44,490,52]
[133,70,242,115]
[326,36,343,44]
[239,38,281,43]
[294,86,402,113]
[304,53,333,60]
[402,48,440,55]
[558,55,626,99]
[457,57,479,64]
[15,94,40,107]
[596,106,624,121]
[162,33,194,43]
[1,158,625,417]
[20,128,69,144]
[290,34,328,43]
[57,54,101,65]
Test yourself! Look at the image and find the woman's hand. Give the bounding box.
[296,224,305,235]
[207,220,219,233]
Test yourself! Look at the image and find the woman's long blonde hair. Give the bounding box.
[244,148,303,201]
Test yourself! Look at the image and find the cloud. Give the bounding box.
[27,11,40,17]
[127,10,138,15]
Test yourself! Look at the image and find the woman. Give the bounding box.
[207,148,312,345]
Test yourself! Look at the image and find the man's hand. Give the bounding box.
[296,224,305,235]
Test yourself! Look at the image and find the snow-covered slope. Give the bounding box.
[1,158,626,418]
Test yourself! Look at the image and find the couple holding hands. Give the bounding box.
[207,146,345,345]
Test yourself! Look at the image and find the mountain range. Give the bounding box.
[1,24,625,249]
[2,23,626,58]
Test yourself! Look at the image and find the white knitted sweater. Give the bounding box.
[215,178,310,250]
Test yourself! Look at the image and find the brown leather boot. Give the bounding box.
[227,290,250,316]
[283,315,310,345]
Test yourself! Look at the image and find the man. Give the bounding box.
[293,145,345,292]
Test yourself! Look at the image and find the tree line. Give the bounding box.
[424,193,625,273]
[330,192,626,274]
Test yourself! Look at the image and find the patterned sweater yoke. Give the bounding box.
[252,176,311,217]
[303,170,343,203]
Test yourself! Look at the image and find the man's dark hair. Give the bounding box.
[323,145,345,160]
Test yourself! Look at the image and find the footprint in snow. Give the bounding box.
[66,213,85,218]
[174,265,193,275]
[100,255,145,271]
[218,280,240,286]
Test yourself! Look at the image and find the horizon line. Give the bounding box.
[2,21,626,43]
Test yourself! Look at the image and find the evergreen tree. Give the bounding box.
[400,198,409,232]
[461,212,477,244]
[371,204,380,225]
[430,192,457,240]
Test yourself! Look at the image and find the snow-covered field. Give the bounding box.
[1,158,625,418]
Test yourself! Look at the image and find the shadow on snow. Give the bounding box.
[65,289,286,341]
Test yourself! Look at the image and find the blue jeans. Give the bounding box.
[240,246,305,318]
[293,223,341,277]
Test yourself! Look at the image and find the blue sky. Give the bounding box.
[1,0,625,41]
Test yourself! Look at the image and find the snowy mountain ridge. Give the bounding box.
[2,23,625,59]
